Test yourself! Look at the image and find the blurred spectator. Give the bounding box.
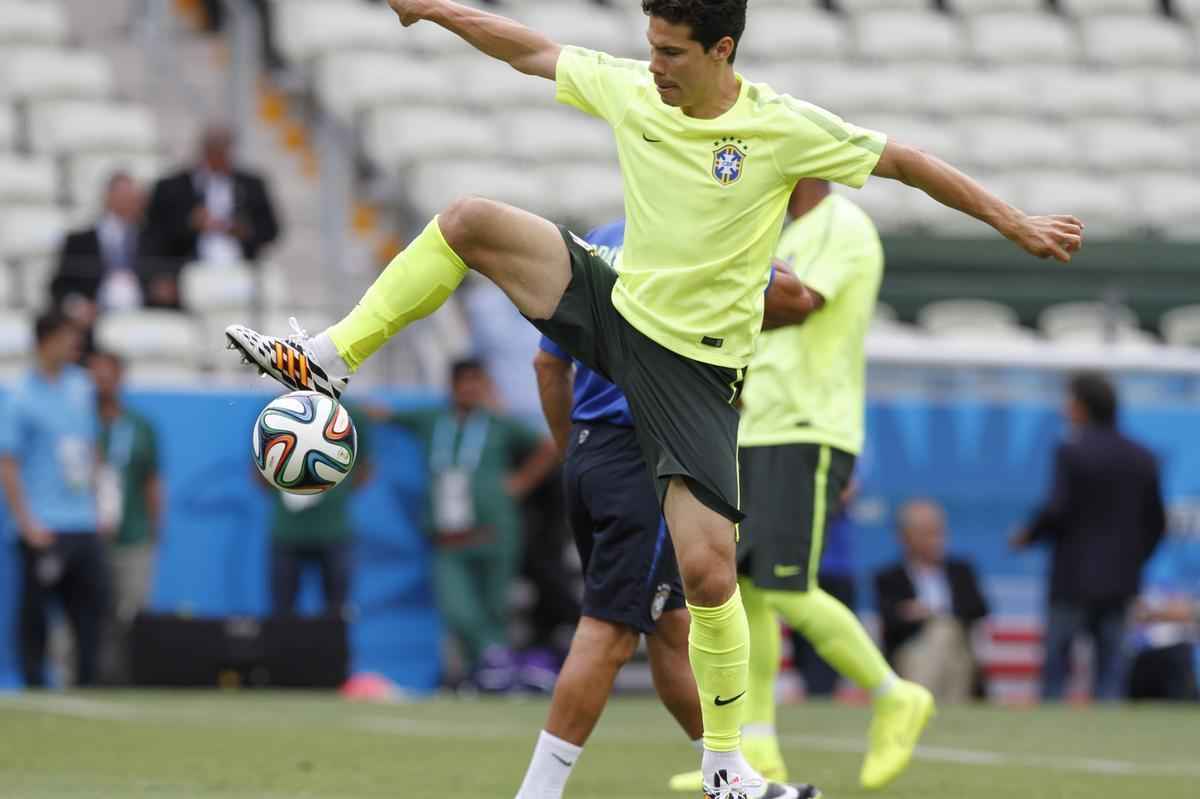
[875,499,989,704]
[50,172,168,325]
[1128,594,1199,702]
[144,124,280,287]
[261,408,372,618]
[368,359,556,691]
[1012,371,1167,702]
[90,351,161,684]
[0,312,110,687]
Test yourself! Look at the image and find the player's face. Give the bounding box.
[646,16,732,108]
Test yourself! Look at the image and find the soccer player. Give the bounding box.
[520,220,819,799]
[671,178,929,794]
[225,2,1083,794]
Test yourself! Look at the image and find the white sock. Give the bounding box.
[702,748,768,798]
[514,730,583,799]
[742,723,776,740]
[871,672,899,700]
[692,737,705,751]
[308,331,353,378]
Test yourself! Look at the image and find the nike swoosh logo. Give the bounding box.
[714,691,746,707]
[552,754,574,767]
[642,132,663,143]
[774,565,802,577]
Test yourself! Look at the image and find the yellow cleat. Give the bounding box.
[860,680,936,790]
[668,737,789,792]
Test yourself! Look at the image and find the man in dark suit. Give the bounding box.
[51,172,175,320]
[144,125,281,278]
[1012,371,1167,702]
[875,499,989,703]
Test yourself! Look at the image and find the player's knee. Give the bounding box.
[578,617,639,666]
[438,195,495,261]
[677,545,736,607]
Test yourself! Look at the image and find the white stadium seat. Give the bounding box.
[1021,172,1141,238]
[1075,120,1192,171]
[918,299,1019,335]
[181,261,258,313]
[841,178,925,233]
[1144,70,1200,121]
[955,117,1078,170]
[13,257,54,310]
[739,10,849,63]
[408,159,555,220]
[453,59,560,109]
[0,2,68,46]
[0,155,57,206]
[315,54,453,120]
[853,12,967,62]
[1177,0,1200,19]
[915,69,1035,117]
[547,163,625,228]
[65,152,162,215]
[363,107,503,173]
[1030,68,1147,120]
[1080,16,1195,67]
[948,0,1045,14]
[0,206,67,261]
[0,263,12,307]
[516,6,636,57]
[27,101,157,156]
[965,14,1081,65]
[95,310,200,365]
[0,48,114,102]
[505,111,614,163]
[0,106,14,151]
[852,114,966,166]
[1160,305,1200,347]
[1131,174,1200,240]
[1040,301,1140,339]
[0,312,32,366]
[275,0,400,63]
[837,0,934,13]
[1057,0,1161,15]
[800,66,924,116]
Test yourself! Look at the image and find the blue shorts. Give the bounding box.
[563,422,685,635]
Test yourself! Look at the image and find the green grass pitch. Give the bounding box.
[1,691,1196,798]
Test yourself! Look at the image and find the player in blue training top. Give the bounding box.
[514,219,817,799]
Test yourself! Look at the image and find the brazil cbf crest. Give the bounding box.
[712,136,748,186]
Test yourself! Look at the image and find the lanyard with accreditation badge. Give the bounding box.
[430,411,490,532]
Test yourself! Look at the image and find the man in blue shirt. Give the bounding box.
[514,222,818,799]
[0,311,109,687]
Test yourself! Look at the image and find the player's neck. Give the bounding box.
[680,69,740,120]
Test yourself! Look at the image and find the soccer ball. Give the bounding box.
[252,391,357,494]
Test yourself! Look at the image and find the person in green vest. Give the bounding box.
[261,406,373,619]
[89,350,162,685]
[368,358,557,692]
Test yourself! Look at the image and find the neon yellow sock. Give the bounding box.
[739,579,779,730]
[326,216,468,372]
[765,587,892,690]
[687,587,750,753]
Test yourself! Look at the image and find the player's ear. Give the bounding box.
[710,36,736,64]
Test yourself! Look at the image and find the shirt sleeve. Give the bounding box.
[538,335,570,361]
[774,98,887,189]
[555,45,647,127]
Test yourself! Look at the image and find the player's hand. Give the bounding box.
[386,0,431,26]
[1008,214,1084,263]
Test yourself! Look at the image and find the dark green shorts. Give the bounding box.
[737,443,856,591]
[530,226,745,523]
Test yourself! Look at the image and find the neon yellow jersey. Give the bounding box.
[555,46,886,368]
[739,193,884,455]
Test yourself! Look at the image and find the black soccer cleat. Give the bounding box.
[224,318,348,400]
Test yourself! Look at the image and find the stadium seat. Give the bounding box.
[1075,120,1191,171]
[915,68,1034,117]
[0,155,58,206]
[852,12,967,62]
[26,101,157,156]
[837,0,935,12]
[1160,305,1200,347]
[918,299,1020,335]
[739,9,849,63]
[547,163,625,228]
[180,261,258,313]
[505,110,615,163]
[965,14,1081,65]
[94,310,201,366]
[315,54,453,121]
[1057,0,1162,15]
[0,206,67,262]
[362,107,503,173]
[14,257,55,311]
[0,311,32,378]
[956,118,1077,171]
[0,48,114,102]
[1079,16,1195,67]
[1176,0,1200,19]
[452,58,560,109]
[1039,301,1140,339]
[0,262,11,307]
[65,152,162,215]
[747,65,805,99]
[801,66,924,115]
[0,106,14,151]
[1046,326,1161,352]
[1144,70,1200,121]
[514,5,635,57]
[1021,172,1141,238]
[258,262,292,312]
[407,159,554,220]
[948,0,1045,14]
[852,114,966,166]
[1131,174,1200,240]
[1025,67,1147,119]
[840,179,924,234]
[274,0,400,63]
[0,2,68,46]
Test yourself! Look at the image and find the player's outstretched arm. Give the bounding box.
[873,141,1084,263]
[386,0,561,79]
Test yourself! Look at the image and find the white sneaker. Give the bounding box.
[224,318,348,400]
[702,768,821,799]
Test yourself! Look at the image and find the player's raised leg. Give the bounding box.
[225,198,571,397]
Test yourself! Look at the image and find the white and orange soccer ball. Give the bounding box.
[252,391,357,494]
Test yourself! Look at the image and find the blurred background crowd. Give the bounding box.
[1,0,1199,706]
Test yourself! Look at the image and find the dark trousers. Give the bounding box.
[1041,601,1129,701]
[1128,643,1199,702]
[270,540,350,617]
[519,467,580,651]
[18,535,110,688]
[792,573,857,697]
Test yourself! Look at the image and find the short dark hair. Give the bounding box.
[450,358,486,384]
[34,310,75,345]
[642,0,748,64]
[1069,371,1118,427]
